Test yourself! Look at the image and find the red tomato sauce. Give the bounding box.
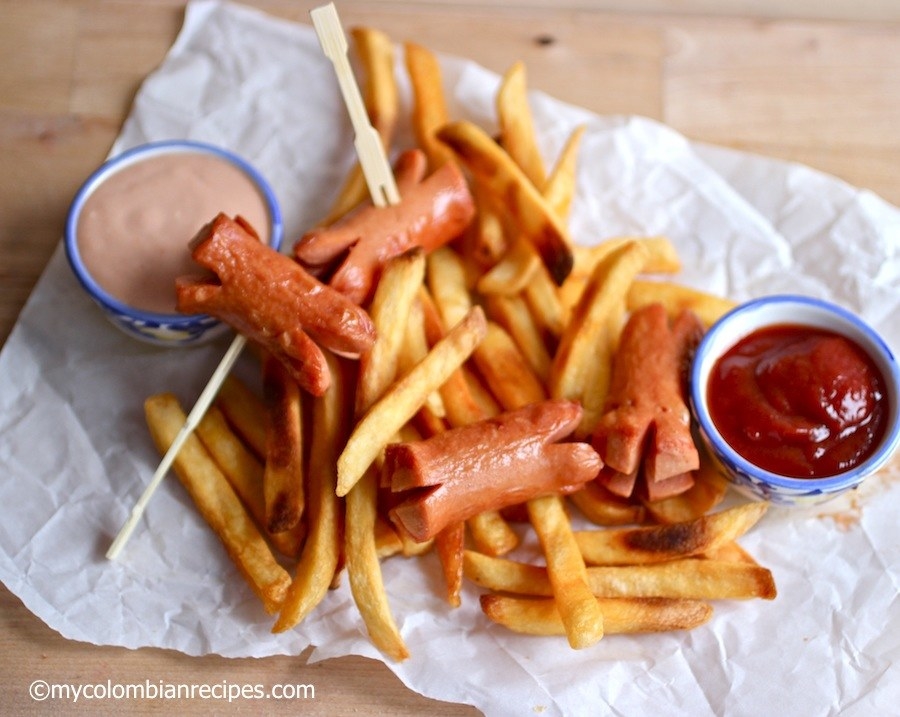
[707,324,888,478]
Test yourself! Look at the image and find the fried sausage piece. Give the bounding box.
[384,399,602,542]
[294,150,475,305]
[176,214,376,395]
[591,303,703,499]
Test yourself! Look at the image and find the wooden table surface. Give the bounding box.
[2,1,899,714]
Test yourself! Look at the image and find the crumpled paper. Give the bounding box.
[1,1,898,715]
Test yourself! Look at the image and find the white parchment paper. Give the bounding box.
[1,2,899,715]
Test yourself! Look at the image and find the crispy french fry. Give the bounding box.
[497,61,546,188]
[465,551,776,600]
[346,467,410,660]
[527,495,604,649]
[398,296,446,419]
[357,248,427,414]
[195,405,305,558]
[643,457,729,525]
[273,353,346,632]
[484,294,552,383]
[568,480,645,527]
[436,521,466,608]
[473,321,547,411]
[480,594,713,636]
[404,41,454,170]
[574,503,769,566]
[542,124,585,223]
[216,374,267,458]
[426,246,472,329]
[467,510,520,557]
[144,393,291,615]
[261,354,305,533]
[437,120,573,285]
[627,279,737,328]
[476,234,541,296]
[337,306,487,496]
[550,240,649,436]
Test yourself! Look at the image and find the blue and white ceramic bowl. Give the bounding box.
[64,140,283,347]
[690,295,900,506]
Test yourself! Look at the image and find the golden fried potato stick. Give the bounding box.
[527,495,605,648]
[465,551,776,600]
[542,124,586,223]
[144,393,291,615]
[273,353,346,633]
[476,234,541,297]
[472,321,547,411]
[497,61,547,188]
[643,456,729,525]
[467,510,520,557]
[480,594,713,636]
[344,250,430,659]
[357,248,427,415]
[216,374,267,458]
[568,480,645,527]
[626,279,737,328]
[426,246,472,329]
[321,27,400,225]
[484,294,552,383]
[404,41,455,170]
[437,120,574,285]
[261,355,305,533]
[337,306,487,496]
[574,503,769,566]
[195,406,305,558]
[550,240,650,436]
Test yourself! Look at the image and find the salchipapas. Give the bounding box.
[176,213,376,395]
[383,399,603,542]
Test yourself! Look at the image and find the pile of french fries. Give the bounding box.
[143,28,775,659]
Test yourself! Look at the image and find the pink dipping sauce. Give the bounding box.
[77,151,271,314]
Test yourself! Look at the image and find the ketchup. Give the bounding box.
[707,324,888,478]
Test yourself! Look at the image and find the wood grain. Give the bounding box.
[2,1,899,713]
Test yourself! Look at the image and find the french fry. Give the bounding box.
[195,406,305,558]
[484,294,552,383]
[337,306,487,496]
[216,374,267,458]
[480,594,713,636]
[467,510,520,557]
[472,321,547,411]
[627,279,737,328]
[357,248,427,414]
[550,240,649,436]
[574,503,769,566]
[497,61,546,189]
[476,234,541,297]
[144,393,291,615]
[404,41,454,170]
[643,457,729,525]
[527,495,605,649]
[465,551,776,600]
[437,120,573,285]
[542,124,586,223]
[261,354,305,533]
[568,480,645,527]
[426,246,472,329]
[346,466,410,660]
[273,352,346,632]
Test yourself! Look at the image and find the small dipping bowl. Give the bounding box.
[690,295,900,506]
[65,140,283,346]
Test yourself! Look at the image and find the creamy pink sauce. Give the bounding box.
[77,151,271,314]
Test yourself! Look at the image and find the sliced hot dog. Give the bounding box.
[176,213,376,395]
[383,399,602,542]
[294,151,475,305]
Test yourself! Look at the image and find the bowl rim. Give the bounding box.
[64,139,284,324]
[690,293,900,491]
